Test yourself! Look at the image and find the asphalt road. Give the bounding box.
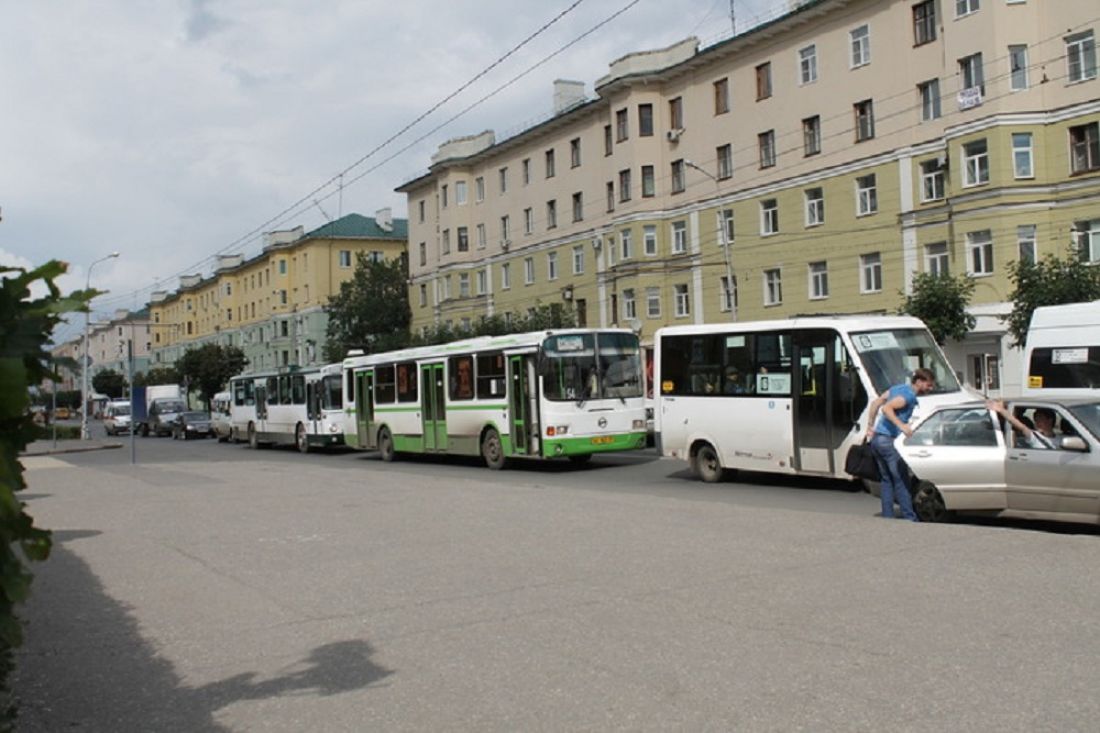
[14,429,1100,731]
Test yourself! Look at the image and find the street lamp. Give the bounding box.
[81,252,120,440]
[684,160,737,322]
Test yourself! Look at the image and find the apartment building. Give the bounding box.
[149,211,408,371]
[399,0,1100,396]
[48,309,153,390]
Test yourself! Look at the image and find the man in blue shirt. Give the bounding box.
[865,368,936,520]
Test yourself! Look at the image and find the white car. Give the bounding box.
[103,400,132,436]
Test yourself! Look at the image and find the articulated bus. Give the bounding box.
[341,329,648,468]
[654,316,971,482]
[228,363,345,452]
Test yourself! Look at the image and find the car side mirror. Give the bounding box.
[1060,436,1088,452]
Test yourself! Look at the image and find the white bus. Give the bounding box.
[341,329,648,468]
[1022,299,1100,397]
[228,363,345,452]
[654,316,971,482]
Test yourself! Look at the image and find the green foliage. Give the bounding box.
[132,366,180,387]
[1,261,95,722]
[53,390,82,409]
[323,254,411,361]
[1004,251,1100,347]
[409,303,577,347]
[176,343,247,408]
[91,368,126,398]
[898,272,977,345]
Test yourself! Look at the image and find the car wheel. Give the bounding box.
[912,480,951,523]
[378,427,395,462]
[567,453,592,466]
[481,428,506,470]
[693,442,723,483]
[296,423,310,454]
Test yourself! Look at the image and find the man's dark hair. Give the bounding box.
[912,367,935,384]
[1034,407,1056,423]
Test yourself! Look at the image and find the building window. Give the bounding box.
[476,270,487,296]
[854,99,875,142]
[850,24,870,67]
[638,104,654,136]
[1017,225,1037,265]
[1066,30,1097,83]
[918,79,941,121]
[755,62,772,99]
[799,45,817,84]
[763,269,782,306]
[719,209,735,245]
[962,139,989,186]
[622,289,637,320]
[671,159,685,194]
[716,144,733,180]
[641,165,655,197]
[645,287,661,318]
[475,177,485,202]
[669,97,683,130]
[573,246,585,275]
[499,166,508,193]
[440,184,448,208]
[418,241,427,266]
[955,0,979,17]
[967,230,994,275]
[545,200,557,229]
[802,115,821,156]
[856,174,878,215]
[572,192,583,222]
[457,227,469,252]
[860,253,883,293]
[759,130,776,168]
[1009,45,1029,91]
[336,251,351,268]
[619,169,632,201]
[926,242,950,276]
[1070,122,1100,174]
[418,200,425,223]
[606,181,615,213]
[524,208,534,235]
[913,1,936,45]
[921,158,946,201]
[547,252,558,281]
[278,259,288,275]
[500,215,510,243]
[644,225,657,256]
[674,284,690,317]
[418,284,427,307]
[805,187,825,226]
[959,53,985,94]
[522,158,531,185]
[714,77,730,114]
[760,199,778,235]
[455,181,467,205]
[604,124,613,155]
[616,108,629,141]
[476,224,486,249]
[621,229,633,260]
[809,261,829,299]
[524,257,535,285]
[1076,219,1100,262]
[459,273,470,298]
[719,275,737,312]
[570,138,581,168]
[545,149,556,178]
[501,263,511,290]
[441,229,451,255]
[606,236,616,267]
[1012,132,1033,178]
[671,221,687,254]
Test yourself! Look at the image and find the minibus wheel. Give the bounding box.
[693,442,723,483]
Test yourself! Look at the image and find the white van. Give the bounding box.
[211,390,233,442]
[1022,300,1100,397]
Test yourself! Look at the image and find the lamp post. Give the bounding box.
[81,252,120,440]
[684,160,736,322]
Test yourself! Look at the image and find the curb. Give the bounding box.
[20,443,124,457]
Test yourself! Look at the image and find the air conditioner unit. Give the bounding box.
[500,239,511,251]
[666,128,683,142]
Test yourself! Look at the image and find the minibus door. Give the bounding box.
[356,370,374,449]
[792,329,839,474]
[420,363,446,451]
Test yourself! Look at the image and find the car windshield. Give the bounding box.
[159,401,186,413]
[541,332,644,402]
[850,328,961,395]
[1068,402,1100,440]
[182,412,209,421]
[110,405,131,416]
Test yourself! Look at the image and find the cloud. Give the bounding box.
[183,0,228,43]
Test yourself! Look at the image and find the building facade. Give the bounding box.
[49,308,153,391]
[399,0,1099,396]
[149,211,408,371]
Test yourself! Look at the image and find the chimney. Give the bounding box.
[179,274,202,289]
[553,79,586,114]
[263,226,304,249]
[216,254,243,272]
[375,207,393,233]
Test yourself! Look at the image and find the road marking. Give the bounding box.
[20,456,74,471]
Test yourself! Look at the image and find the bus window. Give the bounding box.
[476,352,506,399]
[345,368,355,405]
[233,382,246,406]
[850,328,960,394]
[244,380,255,406]
[660,331,790,396]
[1027,347,1100,390]
[449,355,474,401]
[278,376,291,405]
[375,365,396,403]
[541,334,597,401]
[267,377,278,404]
[396,361,418,403]
[291,375,306,405]
[598,333,643,398]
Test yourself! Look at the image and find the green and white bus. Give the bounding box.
[341,329,648,468]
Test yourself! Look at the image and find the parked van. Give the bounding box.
[104,400,132,436]
[211,390,233,442]
[1022,300,1100,397]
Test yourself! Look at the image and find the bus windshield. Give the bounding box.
[850,328,960,395]
[321,375,343,410]
[541,332,644,401]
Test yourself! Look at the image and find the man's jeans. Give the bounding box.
[870,433,918,521]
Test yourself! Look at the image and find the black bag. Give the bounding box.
[845,440,880,481]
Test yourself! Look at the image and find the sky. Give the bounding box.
[0,0,776,344]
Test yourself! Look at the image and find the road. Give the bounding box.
[14,430,1100,731]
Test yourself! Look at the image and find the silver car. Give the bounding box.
[896,398,1100,524]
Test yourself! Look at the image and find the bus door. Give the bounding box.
[792,329,840,474]
[356,370,374,448]
[420,363,447,451]
[306,380,319,433]
[509,355,530,454]
[255,382,267,430]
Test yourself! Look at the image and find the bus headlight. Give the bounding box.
[546,425,569,436]
[329,424,339,433]
[632,419,645,430]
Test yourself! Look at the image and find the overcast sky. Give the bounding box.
[0,0,775,343]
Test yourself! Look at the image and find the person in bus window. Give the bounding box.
[724,367,746,394]
[865,368,936,521]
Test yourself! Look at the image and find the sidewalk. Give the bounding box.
[21,439,123,457]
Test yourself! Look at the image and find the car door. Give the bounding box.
[897,406,1007,512]
[1005,402,1100,519]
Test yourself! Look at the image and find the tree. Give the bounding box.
[1,261,94,724]
[898,272,976,345]
[1004,252,1100,347]
[132,366,180,387]
[323,254,411,361]
[176,343,247,409]
[91,368,126,398]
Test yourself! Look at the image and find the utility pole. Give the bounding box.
[82,252,120,439]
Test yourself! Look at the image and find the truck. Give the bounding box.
[134,384,188,437]
[1021,299,1100,397]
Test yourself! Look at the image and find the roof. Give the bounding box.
[303,213,407,241]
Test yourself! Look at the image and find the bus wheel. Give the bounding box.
[481,429,506,470]
[248,423,259,449]
[693,443,724,483]
[912,480,951,523]
[296,423,310,454]
[378,428,395,462]
[567,453,592,466]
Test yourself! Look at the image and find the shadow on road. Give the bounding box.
[15,530,393,731]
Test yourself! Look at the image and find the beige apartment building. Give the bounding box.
[49,309,153,391]
[149,211,407,371]
[399,0,1100,396]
